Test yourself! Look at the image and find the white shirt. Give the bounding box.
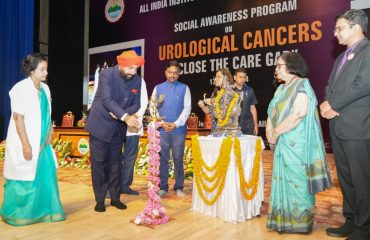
[127,79,148,136]
[93,66,100,97]
[150,83,191,128]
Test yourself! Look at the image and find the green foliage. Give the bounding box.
[135,141,150,176]
[52,138,72,160]
[51,138,91,169]
[183,145,193,179]
[134,140,193,180]
[1,138,194,178]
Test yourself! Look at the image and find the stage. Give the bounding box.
[0,150,344,240]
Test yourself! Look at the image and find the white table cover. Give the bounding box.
[191,135,265,223]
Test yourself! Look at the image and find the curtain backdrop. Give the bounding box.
[0,0,34,140]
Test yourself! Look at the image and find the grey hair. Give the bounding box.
[336,9,368,34]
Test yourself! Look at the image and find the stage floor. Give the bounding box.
[0,150,344,240]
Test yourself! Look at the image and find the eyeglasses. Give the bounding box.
[333,24,354,34]
[275,63,286,69]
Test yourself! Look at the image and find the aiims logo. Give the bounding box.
[77,138,89,155]
[105,0,125,23]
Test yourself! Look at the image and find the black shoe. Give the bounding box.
[346,230,370,240]
[122,187,139,195]
[111,200,127,210]
[326,220,354,237]
[94,202,106,212]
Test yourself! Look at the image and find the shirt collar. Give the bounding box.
[348,37,365,52]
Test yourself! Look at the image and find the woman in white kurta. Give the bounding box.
[0,53,65,226]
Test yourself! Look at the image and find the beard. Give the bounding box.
[123,74,133,79]
[119,71,133,80]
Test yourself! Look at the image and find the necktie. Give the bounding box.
[335,48,352,76]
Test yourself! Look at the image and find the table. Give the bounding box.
[191,135,264,223]
[53,127,211,157]
[53,127,89,157]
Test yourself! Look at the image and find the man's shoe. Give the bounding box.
[326,220,354,237]
[94,202,106,212]
[158,190,167,198]
[176,189,185,197]
[111,200,127,210]
[122,187,139,195]
[346,231,370,240]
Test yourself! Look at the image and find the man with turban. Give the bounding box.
[85,50,144,212]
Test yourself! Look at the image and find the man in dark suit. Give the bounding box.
[233,68,258,135]
[320,9,370,240]
[85,50,144,212]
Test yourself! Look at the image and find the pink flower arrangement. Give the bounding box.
[134,121,170,225]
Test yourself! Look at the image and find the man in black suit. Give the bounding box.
[321,9,370,240]
[85,50,144,212]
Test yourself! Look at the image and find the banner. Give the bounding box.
[89,0,350,145]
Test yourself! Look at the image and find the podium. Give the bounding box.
[191,135,264,223]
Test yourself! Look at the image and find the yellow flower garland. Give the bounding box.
[214,89,239,127]
[234,137,262,200]
[191,135,262,205]
[191,135,233,205]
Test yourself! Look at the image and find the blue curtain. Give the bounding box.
[0,0,34,140]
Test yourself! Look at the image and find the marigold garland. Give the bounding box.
[214,89,239,127]
[191,135,262,205]
[234,137,262,200]
[191,135,233,205]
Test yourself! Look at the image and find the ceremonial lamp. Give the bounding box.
[134,94,169,225]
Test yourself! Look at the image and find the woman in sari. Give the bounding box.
[1,53,65,226]
[266,52,332,233]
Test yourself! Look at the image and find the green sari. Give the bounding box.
[1,88,65,226]
[266,78,332,232]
